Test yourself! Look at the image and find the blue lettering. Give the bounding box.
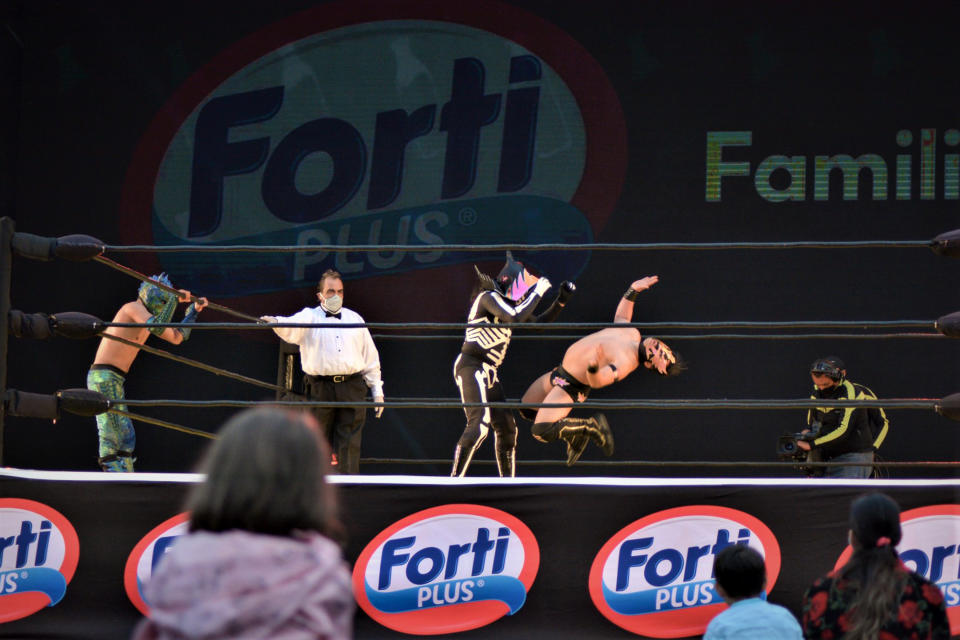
[900,549,929,577]
[644,548,684,588]
[616,537,653,591]
[498,55,541,192]
[929,545,955,583]
[470,527,495,576]
[189,87,283,237]
[34,521,51,566]
[406,547,445,585]
[15,521,37,568]
[378,536,415,590]
[439,57,501,199]
[151,535,180,571]
[492,527,510,574]
[443,542,471,580]
[367,106,436,209]
[262,118,366,223]
[616,529,757,591]
[945,582,960,606]
[0,535,14,566]
[710,529,737,562]
[379,528,511,589]
[683,545,711,581]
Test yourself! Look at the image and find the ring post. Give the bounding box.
[0,217,15,465]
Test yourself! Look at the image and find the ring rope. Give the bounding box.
[357,458,960,469]
[98,331,285,393]
[369,332,944,341]
[100,240,933,253]
[100,319,937,331]
[108,408,215,440]
[112,398,941,410]
[94,255,263,323]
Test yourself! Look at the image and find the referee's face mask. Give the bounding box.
[317,277,344,313]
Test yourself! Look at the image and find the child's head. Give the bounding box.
[713,544,766,601]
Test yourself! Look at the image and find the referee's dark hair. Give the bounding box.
[713,544,766,600]
[317,269,343,291]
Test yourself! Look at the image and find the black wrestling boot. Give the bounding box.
[562,431,590,466]
[495,448,516,477]
[557,413,614,457]
[451,444,480,477]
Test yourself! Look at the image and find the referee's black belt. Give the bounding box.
[308,372,362,383]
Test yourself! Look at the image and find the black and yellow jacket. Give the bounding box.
[807,379,889,460]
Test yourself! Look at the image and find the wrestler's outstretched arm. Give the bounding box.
[614,276,658,323]
[480,277,552,323]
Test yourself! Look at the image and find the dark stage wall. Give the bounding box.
[2,0,959,476]
[1,472,959,639]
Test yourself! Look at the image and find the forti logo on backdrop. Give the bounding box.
[0,498,79,623]
[833,504,960,635]
[124,512,190,616]
[353,504,539,635]
[119,0,626,301]
[589,505,782,638]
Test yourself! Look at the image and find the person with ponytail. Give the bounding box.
[802,493,949,639]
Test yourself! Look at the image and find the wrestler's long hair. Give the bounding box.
[186,407,344,543]
[833,492,906,639]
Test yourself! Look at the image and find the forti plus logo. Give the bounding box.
[0,498,79,623]
[589,505,782,638]
[123,512,190,616]
[119,0,626,310]
[833,504,960,635]
[353,504,539,635]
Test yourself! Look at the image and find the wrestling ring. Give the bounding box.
[2,215,960,476]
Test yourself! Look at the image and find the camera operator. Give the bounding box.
[795,356,889,478]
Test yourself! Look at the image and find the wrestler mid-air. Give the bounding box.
[521,275,686,465]
[85,274,207,471]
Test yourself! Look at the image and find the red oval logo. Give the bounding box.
[832,503,960,635]
[589,505,782,638]
[353,504,539,634]
[123,512,191,616]
[0,498,80,623]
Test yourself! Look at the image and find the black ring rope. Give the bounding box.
[98,332,284,393]
[101,240,932,253]
[94,255,264,323]
[357,458,960,469]
[113,398,940,410]
[108,408,215,440]
[101,319,936,330]
[370,332,945,341]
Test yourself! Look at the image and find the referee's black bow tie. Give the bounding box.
[325,311,341,319]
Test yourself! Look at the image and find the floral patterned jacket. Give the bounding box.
[802,562,950,640]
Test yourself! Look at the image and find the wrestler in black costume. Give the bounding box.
[451,252,575,477]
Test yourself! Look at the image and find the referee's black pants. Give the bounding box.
[304,373,367,474]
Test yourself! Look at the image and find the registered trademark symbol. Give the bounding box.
[21,571,27,578]
[477,579,485,587]
[458,207,478,226]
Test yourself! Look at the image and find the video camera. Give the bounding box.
[776,421,822,462]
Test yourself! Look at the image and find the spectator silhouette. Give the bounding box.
[703,544,802,639]
[132,407,354,640]
[802,492,949,639]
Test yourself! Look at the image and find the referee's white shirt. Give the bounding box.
[270,306,383,397]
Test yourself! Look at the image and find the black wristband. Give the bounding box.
[623,288,640,302]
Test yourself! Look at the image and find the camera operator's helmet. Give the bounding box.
[810,356,845,381]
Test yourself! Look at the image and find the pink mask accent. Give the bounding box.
[509,277,532,300]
